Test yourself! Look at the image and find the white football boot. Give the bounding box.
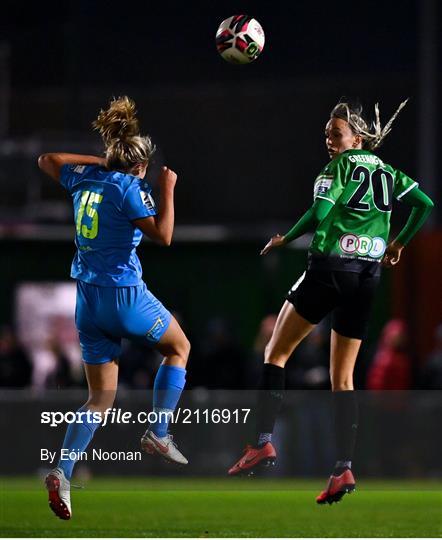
[141,430,188,465]
[45,467,72,520]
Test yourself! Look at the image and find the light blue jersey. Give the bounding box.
[60,164,157,286]
[55,159,183,485]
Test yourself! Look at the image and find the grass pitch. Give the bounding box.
[1,477,441,537]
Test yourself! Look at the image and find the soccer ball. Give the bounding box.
[215,15,265,64]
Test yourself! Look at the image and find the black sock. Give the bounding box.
[256,364,285,446]
[333,390,358,474]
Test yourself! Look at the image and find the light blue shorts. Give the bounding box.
[75,280,172,364]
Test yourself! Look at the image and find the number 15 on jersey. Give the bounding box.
[76,190,103,239]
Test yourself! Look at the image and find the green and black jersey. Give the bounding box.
[309,149,418,273]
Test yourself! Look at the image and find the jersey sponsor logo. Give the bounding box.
[73,165,86,174]
[339,234,386,258]
[348,154,384,166]
[356,235,372,256]
[368,237,386,258]
[314,177,333,198]
[140,190,156,211]
[339,234,359,254]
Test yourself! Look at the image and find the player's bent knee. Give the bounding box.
[179,337,191,362]
[330,377,354,391]
[85,393,116,414]
[169,336,191,364]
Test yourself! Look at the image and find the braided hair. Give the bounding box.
[330,99,409,151]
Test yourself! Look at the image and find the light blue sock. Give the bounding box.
[57,406,101,480]
[149,365,186,437]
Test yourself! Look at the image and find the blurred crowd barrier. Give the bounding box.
[1,299,441,391]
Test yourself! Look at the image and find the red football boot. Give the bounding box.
[228,442,276,476]
[316,469,356,505]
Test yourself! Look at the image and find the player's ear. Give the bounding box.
[135,162,148,179]
[352,134,363,148]
[130,163,144,177]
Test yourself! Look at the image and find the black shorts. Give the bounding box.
[286,268,380,340]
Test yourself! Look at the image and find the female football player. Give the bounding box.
[228,99,434,504]
[39,96,190,520]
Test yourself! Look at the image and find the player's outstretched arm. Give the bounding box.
[260,198,333,255]
[133,166,177,246]
[383,187,434,268]
[38,153,105,182]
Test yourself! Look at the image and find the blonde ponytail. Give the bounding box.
[93,96,155,171]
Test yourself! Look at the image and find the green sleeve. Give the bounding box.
[393,169,419,200]
[314,157,347,205]
[283,198,334,244]
[395,188,434,246]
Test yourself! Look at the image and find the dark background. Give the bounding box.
[0,0,440,387]
[0,0,439,225]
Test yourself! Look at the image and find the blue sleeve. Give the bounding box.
[122,180,157,221]
[59,164,76,192]
[60,164,95,193]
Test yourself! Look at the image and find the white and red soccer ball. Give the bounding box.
[216,15,265,64]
